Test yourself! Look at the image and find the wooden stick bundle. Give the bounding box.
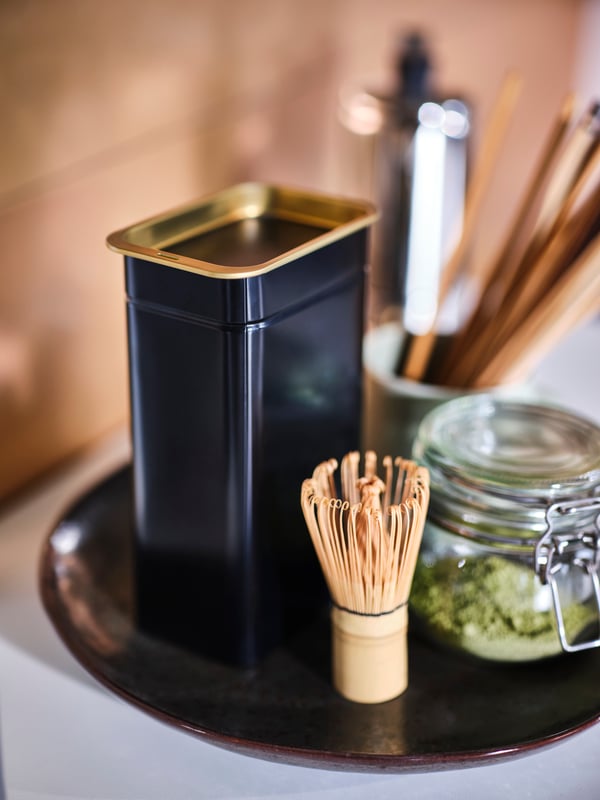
[472,230,600,387]
[436,93,576,383]
[449,145,600,386]
[401,72,523,382]
[400,94,600,389]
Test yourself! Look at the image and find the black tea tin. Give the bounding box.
[107,183,376,666]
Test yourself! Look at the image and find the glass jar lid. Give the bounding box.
[416,395,600,497]
[414,395,600,545]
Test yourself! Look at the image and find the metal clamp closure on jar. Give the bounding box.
[534,497,600,653]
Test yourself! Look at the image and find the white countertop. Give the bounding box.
[0,319,599,800]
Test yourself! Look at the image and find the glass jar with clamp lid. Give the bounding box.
[409,395,600,662]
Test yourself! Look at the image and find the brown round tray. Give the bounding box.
[39,467,600,773]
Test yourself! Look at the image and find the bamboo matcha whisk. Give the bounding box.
[301,451,430,703]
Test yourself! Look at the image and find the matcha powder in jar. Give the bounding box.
[409,395,600,662]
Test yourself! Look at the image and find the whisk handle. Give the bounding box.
[331,604,408,704]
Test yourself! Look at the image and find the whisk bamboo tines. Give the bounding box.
[301,451,430,703]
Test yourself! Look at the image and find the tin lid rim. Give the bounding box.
[106,182,378,279]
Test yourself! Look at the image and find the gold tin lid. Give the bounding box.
[106,182,377,279]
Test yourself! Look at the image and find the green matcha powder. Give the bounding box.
[410,554,597,661]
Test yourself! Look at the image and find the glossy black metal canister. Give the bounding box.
[107,183,376,666]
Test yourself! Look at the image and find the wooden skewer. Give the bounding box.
[504,178,600,327]
[453,157,600,387]
[401,71,523,382]
[436,93,576,384]
[517,101,600,265]
[471,231,600,387]
[443,100,600,388]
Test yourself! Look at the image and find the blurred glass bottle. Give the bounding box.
[338,33,471,333]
